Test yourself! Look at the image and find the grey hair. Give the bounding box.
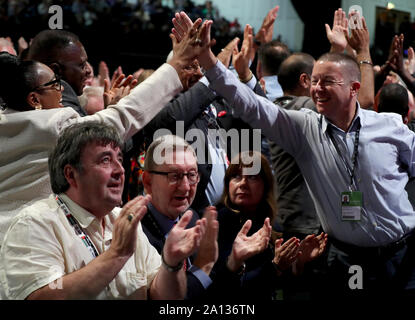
[144,135,196,171]
[48,122,123,194]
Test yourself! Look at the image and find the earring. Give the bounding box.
[35,104,42,110]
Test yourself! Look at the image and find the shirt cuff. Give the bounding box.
[188,265,212,289]
[244,74,257,90]
[198,76,210,87]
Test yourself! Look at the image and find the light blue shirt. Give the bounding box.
[205,61,415,247]
[262,75,284,102]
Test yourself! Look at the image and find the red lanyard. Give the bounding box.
[55,195,99,258]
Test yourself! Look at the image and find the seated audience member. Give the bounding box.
[0,122,206,299]
[141,135,271,299]
[214,151,327,300]
[0,21,209,248]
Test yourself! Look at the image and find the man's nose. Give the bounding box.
[177,175,191,191]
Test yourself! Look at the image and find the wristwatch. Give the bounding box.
[161,251,183,272]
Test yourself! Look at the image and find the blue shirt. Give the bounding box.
[147,203,212,287]
[262,75,284,102]
[205,61,415,247]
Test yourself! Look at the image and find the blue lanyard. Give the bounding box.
[55,195,99,258]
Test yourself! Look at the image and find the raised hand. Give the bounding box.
[217,37,239,69]
[163,210,207,268]
[273,237,300,274]
[346,11,370,55]
[227,218,272,272]
[110,195,152,258]
[405,47,415,75]
[98,61,110,87]
[171,11,217,71]
[325,8,348,53]
[233,24,255,82]
[254,5,279,47]
[103,73,138,107]
[193,206,219,275]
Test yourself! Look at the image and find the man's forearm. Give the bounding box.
[149,266,187,299]
[27,249,129,299]
[356,51,375,109]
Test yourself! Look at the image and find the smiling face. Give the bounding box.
[143,149,198,220]
[57,41,90,96]
[310,60,354,120]
[179,59,203,92]
[27,63,64,109]
[68,141,125,217]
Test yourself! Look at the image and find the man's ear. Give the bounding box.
[49,62,62,76]
[350,81,361,97]
[26,92,41,109]
[64,164,78,188]
[142,171,152,195]
[299,73,310,88]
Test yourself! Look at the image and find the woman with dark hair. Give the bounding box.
[0,34,197,248]
[214,151,327,299]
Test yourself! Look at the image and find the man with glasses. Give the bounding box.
[0,123,207,299]
[141,134,272,299]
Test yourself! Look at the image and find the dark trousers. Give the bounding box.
[324,233,415,299]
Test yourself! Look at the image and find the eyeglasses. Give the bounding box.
[33,75,62,92]
[230,174,262,183]
[150,170,200,185]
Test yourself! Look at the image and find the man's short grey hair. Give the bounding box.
[144,135,196,171]
[48,122,123,194]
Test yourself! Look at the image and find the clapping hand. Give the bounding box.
[163,210,207,268]
[227,218,271,272]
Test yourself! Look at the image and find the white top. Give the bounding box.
[0,194,161,300]
[0,63,182,245]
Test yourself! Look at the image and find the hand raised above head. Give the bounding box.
[325,8,348,53]
[170,11,217,71]
[254,5,279,47]
[233,24,254,82]
[346,11,370,55]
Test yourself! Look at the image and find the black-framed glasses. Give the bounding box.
[33,75,62,92]
[150,170,200,185]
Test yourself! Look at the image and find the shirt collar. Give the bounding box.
[59,193,97,228]
[321,101,363,134]
[148,202,179,236]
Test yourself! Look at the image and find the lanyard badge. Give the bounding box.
[328,125,363,222]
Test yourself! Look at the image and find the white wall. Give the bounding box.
[165,0,415,50]
[166,0,304,51]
